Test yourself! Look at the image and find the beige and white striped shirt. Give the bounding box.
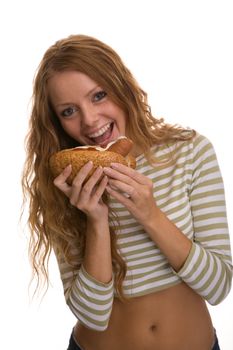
[55,133,232,331]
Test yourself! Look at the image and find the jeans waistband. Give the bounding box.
[68,330,220,350]
[67,332,83,350]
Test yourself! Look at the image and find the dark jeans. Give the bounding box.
[67,331,221,350]
[212,333,221,350]
[67,332,83,350]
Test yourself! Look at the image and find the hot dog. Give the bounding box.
[49,136,136,185]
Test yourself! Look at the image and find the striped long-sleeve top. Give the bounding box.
[55,133,233,331]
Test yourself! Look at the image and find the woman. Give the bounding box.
[22,34,232,349]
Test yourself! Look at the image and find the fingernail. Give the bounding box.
[65,164,72,171]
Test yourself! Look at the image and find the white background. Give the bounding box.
[0,0,232,349]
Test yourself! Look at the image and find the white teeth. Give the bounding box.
[88,123,111,138]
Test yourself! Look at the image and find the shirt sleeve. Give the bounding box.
[176,134,233,305]
[54,248,114,331]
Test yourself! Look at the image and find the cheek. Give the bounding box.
[116,112,127,131]
[60,120,82,140]
[111,106,126,123]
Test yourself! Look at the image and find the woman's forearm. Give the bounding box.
[83,219,113,283]
[144,206,192,272]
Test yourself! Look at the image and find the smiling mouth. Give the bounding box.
[88,122,112,138]
[87,122,114,145]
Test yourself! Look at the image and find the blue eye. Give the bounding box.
[61,106,77,117]
[93,91,107,102]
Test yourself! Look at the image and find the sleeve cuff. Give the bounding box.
[80,264,114,289]
[172,242,198,277]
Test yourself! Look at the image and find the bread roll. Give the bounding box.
[49,136,136,184]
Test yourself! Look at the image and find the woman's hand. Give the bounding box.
[103,162,158,227]
[53,161,109,221]
[104,163,193,272]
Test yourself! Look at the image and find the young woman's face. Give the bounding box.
[48,71,127,147]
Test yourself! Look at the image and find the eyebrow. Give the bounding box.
[55,85,101,108]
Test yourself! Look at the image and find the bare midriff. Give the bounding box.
[74,282,215,350]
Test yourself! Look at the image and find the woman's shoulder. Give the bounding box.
[187,131,216,157]
[160,130,216,165]
[136,130,215,167]
[169,130,215,154]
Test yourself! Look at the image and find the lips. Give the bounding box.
[87,122,114,146]
[88,122,112,138]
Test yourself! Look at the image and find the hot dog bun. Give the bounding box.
[49,136,136,184]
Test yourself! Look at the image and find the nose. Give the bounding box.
[81,104,99,127]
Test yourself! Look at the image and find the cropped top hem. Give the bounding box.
[114,279,182,298]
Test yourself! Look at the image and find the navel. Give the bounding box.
[150,324,157,332]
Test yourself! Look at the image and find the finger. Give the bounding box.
[72,161,93,187]
[92,175,108,201]
[72,166,103,205]
[83,166,104,191]
[110,162,149,185]
[53,165,72,196]
[106,185,132,205]
[81,166,104,196]
[69,162,94,205]
[103,166,134,186]
[108,179,135,198]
